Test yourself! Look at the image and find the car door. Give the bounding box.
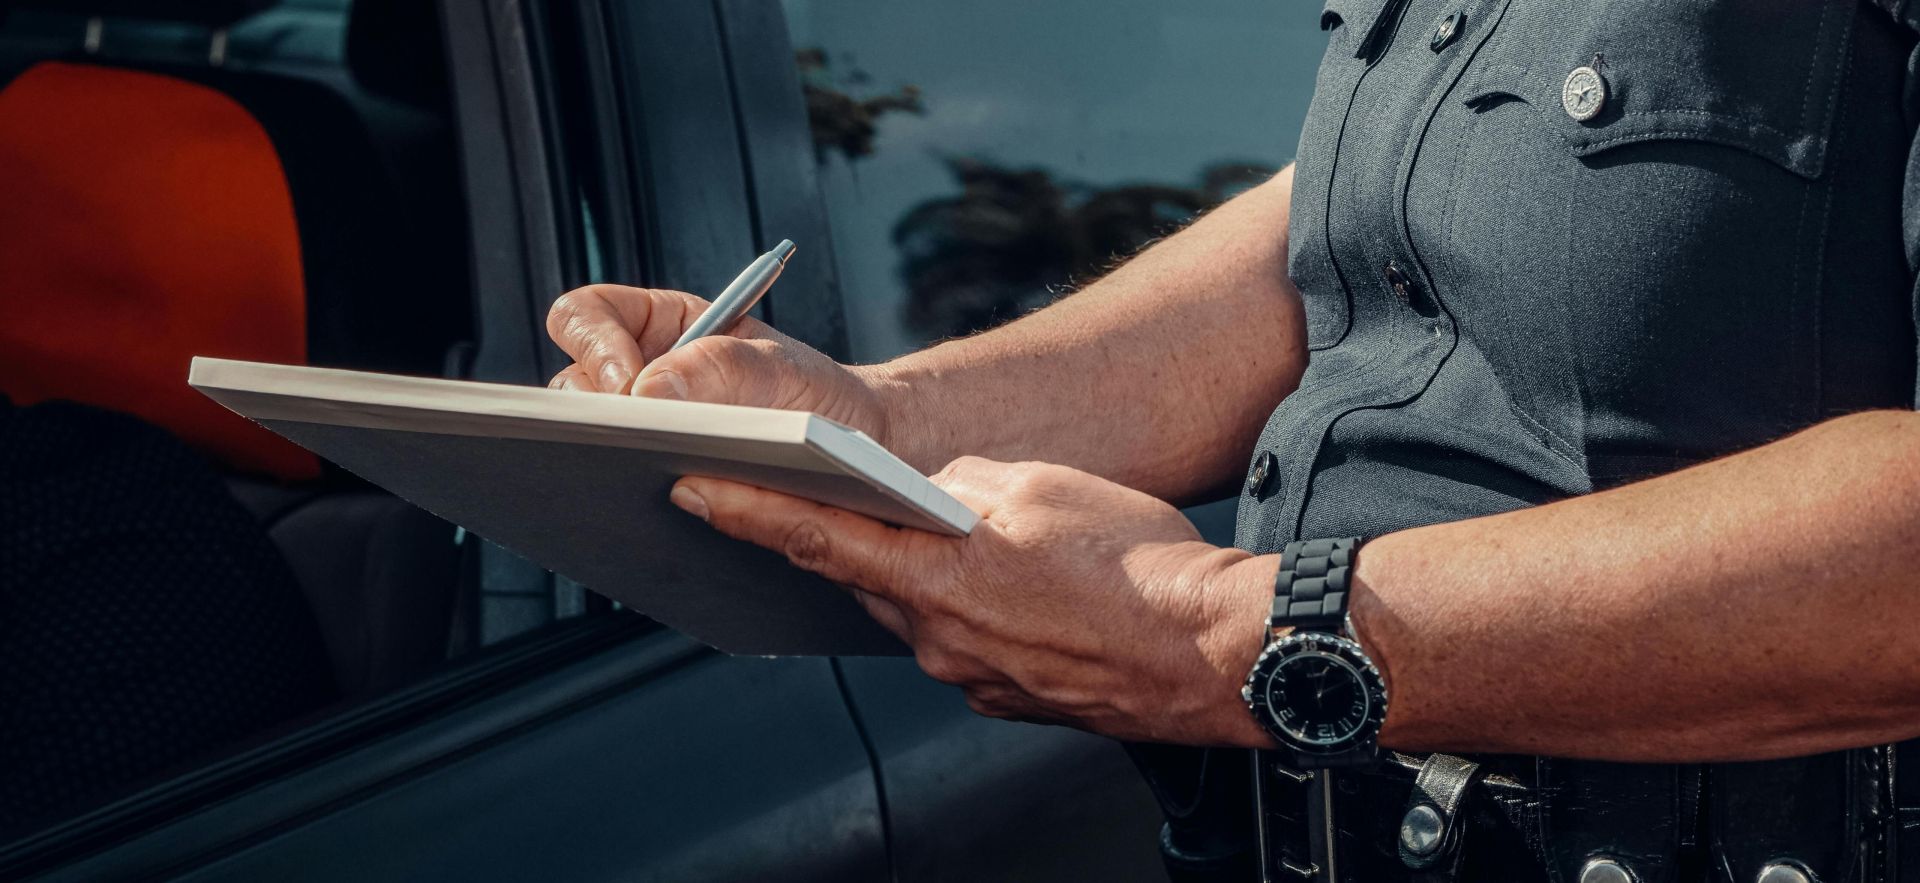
[1,2,890,880]
[2,0,1300,878]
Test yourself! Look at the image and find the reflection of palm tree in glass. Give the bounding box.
[797,48,924,162]
[791,48,1273,342]
[893,159,1273,341]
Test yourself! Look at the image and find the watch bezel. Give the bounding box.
[1242,631,1389,757]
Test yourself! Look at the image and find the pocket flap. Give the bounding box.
[1320,0,1403,56]
[1459,0,1856,179]
[1319,0,1349,31]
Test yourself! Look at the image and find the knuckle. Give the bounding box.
[561,299,609,345]
[915,649,963,684]
[662,288,711,313]
[581,333,624,367]
[1008,463,1049,496]
[780,520,833,571]
[1013,462,1074,499]
[654,289,705,330]
[581,283,638,307]
[963,690,1009,719]
[937,455,988,484]
[546,289,589,339]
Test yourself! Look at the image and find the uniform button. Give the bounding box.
[1756,862,1812,883]
[1246,450,1277,497]
[1398,803,1444,858]
[1429,12,1464,51]
[1561,65,1608,121]
[1383,260,1414,307]
[1579,858,1637,883]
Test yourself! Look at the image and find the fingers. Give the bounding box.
[848,589,915,642]
[547,286,666,394]
[547,284,790,397]
[548,363,594,391]
[631,365,689,400]
[671,477,948,608]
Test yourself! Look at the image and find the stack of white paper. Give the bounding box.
[190,357,978,656]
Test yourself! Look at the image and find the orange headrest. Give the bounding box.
[0,61,318,480]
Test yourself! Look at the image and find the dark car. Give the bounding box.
[0,1,1311,879]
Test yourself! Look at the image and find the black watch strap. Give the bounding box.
[1270,537,1362,634]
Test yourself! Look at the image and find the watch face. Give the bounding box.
[1267,651,1369,745]
[1247,633,1387,754]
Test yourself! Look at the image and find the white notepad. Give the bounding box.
[190,357,978,656]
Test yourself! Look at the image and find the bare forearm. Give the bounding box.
[864,166,1307,503]
[1342,410,1920,761]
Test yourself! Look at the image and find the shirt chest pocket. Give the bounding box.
[1457,0,1854,179]
[1431,0,1857,455]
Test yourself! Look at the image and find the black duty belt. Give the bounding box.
[1168,742,1920,883]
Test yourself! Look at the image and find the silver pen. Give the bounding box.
[670,239,797,350]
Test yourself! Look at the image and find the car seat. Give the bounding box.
[0,0,468,696]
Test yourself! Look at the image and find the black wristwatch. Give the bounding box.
[1242,537,1388,769]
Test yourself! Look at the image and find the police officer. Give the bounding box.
[544,0,1920,878]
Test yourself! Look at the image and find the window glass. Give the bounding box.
[783,1,1323,540]
[2,0,352,68]
[0,0,491,842]
[783,0,1323,363]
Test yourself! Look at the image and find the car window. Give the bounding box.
[781,0,1323,540]
[0,0,507,843]
[2,0,352,69]
[782,0,1322,364]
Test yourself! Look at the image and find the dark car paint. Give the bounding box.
[113,646,889,882]
[839,658,1169,882]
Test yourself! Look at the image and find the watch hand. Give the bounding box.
[1312,666,1334,701]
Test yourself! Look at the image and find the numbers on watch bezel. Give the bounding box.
[1242,631,1389,756]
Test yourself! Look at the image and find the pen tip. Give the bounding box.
[771,239,797,264]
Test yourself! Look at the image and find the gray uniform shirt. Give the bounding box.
[1228,0,1920,878]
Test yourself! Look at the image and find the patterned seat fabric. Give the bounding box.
[0,398,336,835]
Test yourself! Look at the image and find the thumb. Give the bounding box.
[632,364,691,401]
[632,336,785,407]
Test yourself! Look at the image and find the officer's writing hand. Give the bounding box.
[670,457,1277,746]
[545,284,895,449]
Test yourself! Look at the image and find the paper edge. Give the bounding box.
[189,356,815,446]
